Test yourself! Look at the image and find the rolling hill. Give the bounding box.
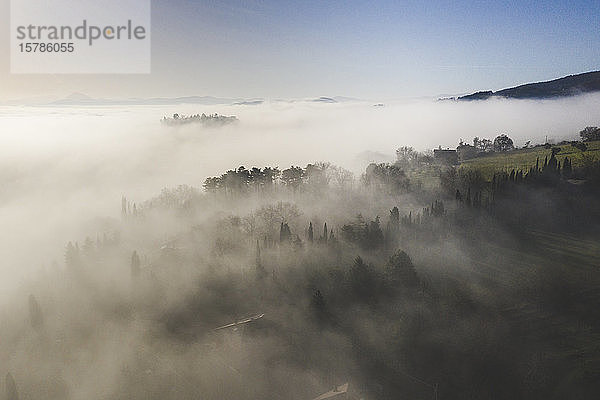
[457,71,600,100]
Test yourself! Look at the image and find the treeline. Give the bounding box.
[202,162,416,195]
[447,148,600,211]
[161,113,238,127]
[251,201,448,262]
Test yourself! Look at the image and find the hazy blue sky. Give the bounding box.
[1,0,599,100]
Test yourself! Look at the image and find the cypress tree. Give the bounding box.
[389,207,400,232]
[280,223,291,243]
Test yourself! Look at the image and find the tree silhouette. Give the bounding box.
[279,222,292,243]
[388,207,400,234]
[493,134,514,152]
[281,166,304,189]
[386,249,418,288]
[579,126,600,141]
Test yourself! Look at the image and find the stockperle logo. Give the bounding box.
[11,0,150,74]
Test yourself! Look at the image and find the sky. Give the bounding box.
[1,0,599,101]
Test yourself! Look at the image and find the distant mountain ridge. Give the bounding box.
[49,95,245,106]
[40,94,362,107]
[457,71,600,100]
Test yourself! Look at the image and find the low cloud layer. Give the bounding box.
[1,95,600,295]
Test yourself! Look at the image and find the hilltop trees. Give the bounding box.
[304,163,329,188]
[203,166,282,194]
[580,126,600,142]
[395,146,418,168]
[493,134,514,152]
[202,163,353,195]
[161,112,238,127]
[281,166,304,189]
[473,137,493,153]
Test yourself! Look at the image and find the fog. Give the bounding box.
[1,95,600,294]
[1,95,600,399]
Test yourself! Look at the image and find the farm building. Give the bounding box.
[433,148,459,165]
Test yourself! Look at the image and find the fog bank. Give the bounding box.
[1,95,599,297]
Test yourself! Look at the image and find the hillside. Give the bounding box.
[460,140,600,179]
[458,71,600,100]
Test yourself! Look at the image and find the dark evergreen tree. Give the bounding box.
[279,223,292,243]
[388,206,400,233]
[308,222,314,243]
[386,249,418,288]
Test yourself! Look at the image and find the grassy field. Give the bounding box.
[460,140,600,179]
